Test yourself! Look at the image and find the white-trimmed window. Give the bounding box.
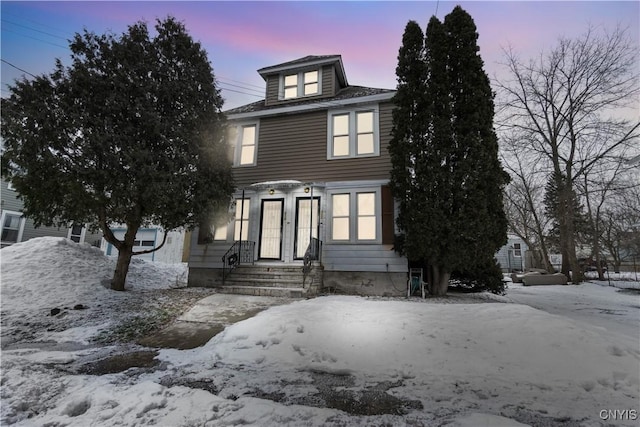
[0,210,25,245]
[331,194,350,241]
[229,123,258,167]
[68,224,85,243]
[327,107,380,159]
[234,198,250,241]
[329,189,380,243]
[513,243,522,257]
[281,69,321,99]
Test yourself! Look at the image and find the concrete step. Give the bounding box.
[223,276,305,288]
[218,286,306,298]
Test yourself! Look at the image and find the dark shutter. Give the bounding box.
[381,185,394,244]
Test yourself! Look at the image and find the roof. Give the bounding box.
[257,55,341,75]
[257,55,348,87]
[225,85,395,116]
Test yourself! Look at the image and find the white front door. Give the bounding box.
[294,197,319,259]
[259,199,284,260]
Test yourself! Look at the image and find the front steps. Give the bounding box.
[219,263,323,298]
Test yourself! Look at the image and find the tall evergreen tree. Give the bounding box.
[389,20,428,263]
[390,7,509,296]
[1,18,234,291]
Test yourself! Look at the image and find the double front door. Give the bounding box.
[258,197,319,261]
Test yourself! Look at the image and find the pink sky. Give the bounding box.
[1,1,638,109]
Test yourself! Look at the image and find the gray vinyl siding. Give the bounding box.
[322,244,407,273]
[188,237,229,269]
[1,180,22,213]
[1,179,102,246]
[264,65,339,106]
[233,101,394,187]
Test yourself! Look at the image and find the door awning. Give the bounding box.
[247,180,325,190]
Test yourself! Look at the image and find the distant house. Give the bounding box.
[495,234,528,272]
[1,179,102,248]
[100,227,187,264]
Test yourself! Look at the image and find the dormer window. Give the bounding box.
[281,69,320,99]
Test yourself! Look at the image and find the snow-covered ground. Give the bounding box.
[1,237,639,426]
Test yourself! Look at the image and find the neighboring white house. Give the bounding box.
[495,234,527,272]
[101,227,187,264]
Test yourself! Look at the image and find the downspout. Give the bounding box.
[309,185,314,258]
[239,189,245,265]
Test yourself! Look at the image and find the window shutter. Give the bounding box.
[381,185,394,244]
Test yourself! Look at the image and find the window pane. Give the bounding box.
[304,83,318,95]
[234,221,249,241]
[70,236,81,243]
[332,194,350,216]
[213,224,227,240]
[235,199,250,219]
[71,224,83,235]
[332,217,350,240]
[333,114,349,135]
[357,112,373,133]
[333,136,349,157]
[240,145,255,165]
[357,217,376,240]
[284,74,297,86]
[284,87,297,98]
[2,229,18,242]
[357,134,374,155]
[242,126,255,145]
[4,215,20,229]
[357,193,375,216]
[304,71,318,83]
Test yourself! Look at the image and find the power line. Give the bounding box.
[1,59,38,78]
[218,75,265,90]
[1,11,72,38]
[1,18,70,41]
[1,27,69,50]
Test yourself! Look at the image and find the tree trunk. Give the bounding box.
[111,246,133,291]
[430,264,450,296]
[110,224,139,291]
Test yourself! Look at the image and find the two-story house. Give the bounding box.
[188,55,407,296]
[1,179,103,248]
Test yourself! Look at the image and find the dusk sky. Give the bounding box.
[1,1,638,110]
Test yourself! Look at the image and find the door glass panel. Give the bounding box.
[296,198,319,258]
[260,200,282,259]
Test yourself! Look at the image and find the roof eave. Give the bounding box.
[226,91,395,121]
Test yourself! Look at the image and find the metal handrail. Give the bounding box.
[222,240,255,284]
[302,237,321,285]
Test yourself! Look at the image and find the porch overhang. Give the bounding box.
[244,180,326,191]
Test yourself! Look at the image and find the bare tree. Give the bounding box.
[502,143,554,271]
[579,156,637,279]
[600,171,640,273]
[496,25,640,283]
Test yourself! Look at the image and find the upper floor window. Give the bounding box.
[281,69,320,99]
[327,107,380,159]
[229,123,258,167]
